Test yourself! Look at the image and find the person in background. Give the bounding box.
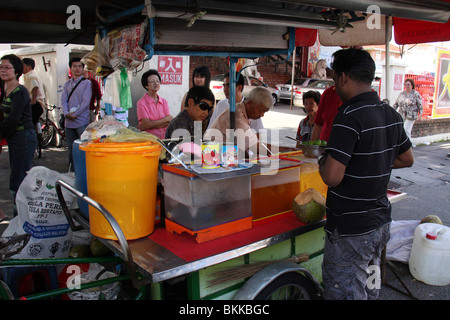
[295,90,320,147]
[181,66,214,132]
[208,72,264,134]
[137,69,172,139]
[180,65,212,112]
[165,86,215,140]
[0,54,37,216]
[393,78,423,144]
[112,104,129,127]
[83,68,102,122]
[318,48,414,300]
[22,58,45,127]
[61,57,92,171]
[310,85,341,142]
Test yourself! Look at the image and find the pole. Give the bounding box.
[385,16,390,102]
[290,47,296,110]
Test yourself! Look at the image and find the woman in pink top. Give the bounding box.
[137,69,173,139]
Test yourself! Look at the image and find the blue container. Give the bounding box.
[72,139,89,219]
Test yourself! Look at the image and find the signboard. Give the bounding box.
[158,56,183,85]
[433,49,450,119]
[394,74,403,91]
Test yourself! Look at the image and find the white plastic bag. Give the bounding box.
[2,166,76,259]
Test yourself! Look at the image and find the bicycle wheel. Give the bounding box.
[253,272,319,300]
[40,119,55,147]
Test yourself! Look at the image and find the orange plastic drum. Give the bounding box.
[80,141,161,240]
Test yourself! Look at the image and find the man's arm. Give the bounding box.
[311,124,322,141]
[30,86,39,105]
[318,153,346,187]
[393,147,414,169]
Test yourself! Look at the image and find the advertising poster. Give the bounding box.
[433,49,450,118]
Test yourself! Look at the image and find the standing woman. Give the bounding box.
[137,69,173,140]
[180,66,214,131]
[0,54,37,216]
[393,78,423,142]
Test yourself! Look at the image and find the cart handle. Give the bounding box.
[55,179,144,288]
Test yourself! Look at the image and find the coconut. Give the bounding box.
[293,188,326,224]
[420,215,443,225]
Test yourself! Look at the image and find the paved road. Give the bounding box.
[1,101,449,300]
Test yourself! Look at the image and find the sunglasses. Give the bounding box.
[198,101,213,112]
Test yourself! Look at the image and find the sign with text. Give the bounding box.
[158,56,183,85]
[433,49,450,118]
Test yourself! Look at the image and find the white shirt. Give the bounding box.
[23,70,45,106]
[208,97,264,132]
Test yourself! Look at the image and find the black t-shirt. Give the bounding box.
[0,85,33,138]
[324,91,412,236]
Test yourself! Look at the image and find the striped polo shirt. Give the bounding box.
[324,91,412,236]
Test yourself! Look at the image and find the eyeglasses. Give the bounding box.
[198,101,213,112]
[0,66,14,71]
[148,80,160,84]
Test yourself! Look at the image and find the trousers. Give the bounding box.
[322,224,390,300]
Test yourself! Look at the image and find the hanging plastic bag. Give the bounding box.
[117,68,132,111]
[81,33,113,76]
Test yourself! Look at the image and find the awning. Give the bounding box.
[393,17,450,44]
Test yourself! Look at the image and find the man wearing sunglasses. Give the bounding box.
[204,86,272,157]
[165,86,215,141]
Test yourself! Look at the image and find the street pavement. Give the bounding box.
[0,101,449,300]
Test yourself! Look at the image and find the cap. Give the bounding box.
[426,232,437,240]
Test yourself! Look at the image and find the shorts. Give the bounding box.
[322,224,390,300]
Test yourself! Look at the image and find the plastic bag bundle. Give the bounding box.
[80,116,125,141]
[103,127,166,160]
[2,167,75,259]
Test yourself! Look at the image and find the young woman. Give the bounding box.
[0,54,37,215]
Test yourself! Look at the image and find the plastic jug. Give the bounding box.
[409,223,450,286]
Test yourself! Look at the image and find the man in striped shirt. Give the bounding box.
[318,48,414,300]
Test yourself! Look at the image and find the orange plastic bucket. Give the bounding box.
[80,140,161,240]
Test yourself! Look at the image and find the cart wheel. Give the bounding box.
[253,272,318,300]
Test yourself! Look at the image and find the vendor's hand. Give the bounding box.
[66,113,77,121]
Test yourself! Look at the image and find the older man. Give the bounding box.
[204,86,272,157]
[208,72,264,133]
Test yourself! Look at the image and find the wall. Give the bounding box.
[412,118,450,138]
[190,55,294,89]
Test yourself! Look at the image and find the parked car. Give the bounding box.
[293,79,335,111]
[210,74,280,105]
[276,78,319,101]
